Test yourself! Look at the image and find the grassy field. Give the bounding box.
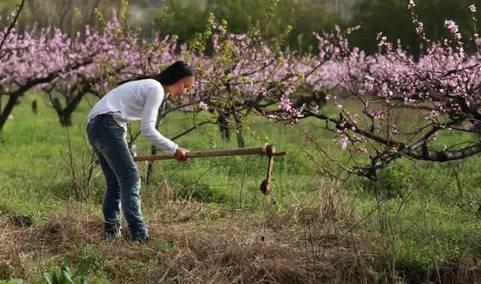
[2,94,481,283]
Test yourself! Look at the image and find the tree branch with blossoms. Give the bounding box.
[0,0,25,59]
[265,1,481,180]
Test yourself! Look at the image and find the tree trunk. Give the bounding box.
[0,92,21,131]
[217,113,231,141]
[59,112,73,127]
[53,89,85,127]
[146,101,167,184]
[233,112,245,148]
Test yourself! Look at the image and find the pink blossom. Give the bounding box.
[338,135,349,150]
[198,101,209,110]
[444,20,462,40]
[408,0,416,9]
[279,95,293,112]
[469,4,477,13]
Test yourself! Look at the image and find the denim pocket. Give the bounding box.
[109,118,125,131]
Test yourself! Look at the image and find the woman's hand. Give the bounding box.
[174,147,190,161]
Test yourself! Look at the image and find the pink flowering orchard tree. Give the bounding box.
[0,0,25,123]
[39,24,115,126]
[185,15,328,147]
[8,0,481,183]
[138,15,329,182]
[0,23,101,130]
[272,1,481,179]
[39,15,174,127]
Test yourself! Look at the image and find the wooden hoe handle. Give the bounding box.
[133,143,286,161]
[133,143,287,196]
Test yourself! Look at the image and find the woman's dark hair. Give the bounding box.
[154,61,195,86]
[118,60,195,86]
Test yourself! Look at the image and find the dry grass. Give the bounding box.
[426,257,481,284]
[0,186,385,283]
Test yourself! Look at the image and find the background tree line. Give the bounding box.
[1,0,342,54]
[350,0,481,55]
[2,0,480,56]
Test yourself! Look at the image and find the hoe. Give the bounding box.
[133,144,287,195]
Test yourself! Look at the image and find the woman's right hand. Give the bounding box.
[174,147,190,161]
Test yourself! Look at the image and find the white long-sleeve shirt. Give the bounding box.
[87,79,178,156]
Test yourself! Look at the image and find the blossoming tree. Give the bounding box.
[0,23,99,130]
[273,0,481,179]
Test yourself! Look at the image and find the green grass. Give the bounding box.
[3,93,481,282]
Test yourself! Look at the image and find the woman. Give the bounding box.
[87,61,195,242]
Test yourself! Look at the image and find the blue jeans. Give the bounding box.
[87,114,148,241]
